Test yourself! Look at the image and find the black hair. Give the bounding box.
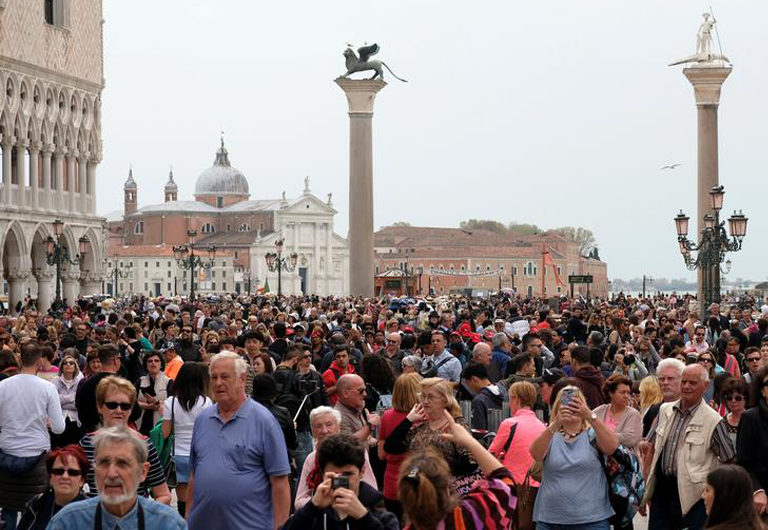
[316,434,365,471]
[571,345,591,365]
[360,354,394,392]
[589,347,604,368]
[509,353,533,375]
[97,343,120,364]
[749,364,768,408]
[20,342,42,367]
[461,362,489,381]
[172,362,211,412]
[273,322,286,339]
[142,350,165,372]
[401,333,416,350]
[417,331,432,348]
[705,465,763,529]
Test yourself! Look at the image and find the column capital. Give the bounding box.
[33,268,55,280]
[28,140,41,153]
[69,149,80,159]
[7,271,31,281]
[334,78,387,114]
[60,270,81,282]
[54,146,68,156]
[1,136,16,148]
[42,143,54,155]
[16,138,29,149]
[78,151,90,161]
[683,66,732,106]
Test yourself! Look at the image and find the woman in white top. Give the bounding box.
[162,362,212,517]
[52,352,84,447]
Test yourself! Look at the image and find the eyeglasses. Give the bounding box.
[61,361,75,366]
[50,467,82,477]
[103,401,132,411]
[147,358,161,363]
[419,393,439,402]
[698,358,714,364]
[356,387,366,395]
[746,357,761,363]
[724,394,744,402]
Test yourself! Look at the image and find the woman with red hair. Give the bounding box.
[18,445,88,530]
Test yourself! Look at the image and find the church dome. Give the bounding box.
[194,139,249,196]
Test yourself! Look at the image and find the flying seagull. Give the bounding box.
[661,163,682,170]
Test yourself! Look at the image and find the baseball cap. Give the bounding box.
[540,368,566,385]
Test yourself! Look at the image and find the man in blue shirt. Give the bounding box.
[186,351,291,530]
[48,425,186,530]
[426,331,462,382]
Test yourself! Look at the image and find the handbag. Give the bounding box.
[494,422,538,530]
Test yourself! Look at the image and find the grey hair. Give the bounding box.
[492,332,509,349]
[309,406,341,426]
[209,351,248,377]
[588,331,604,345]
[92,425,148,465]
[657,357,685,377]
[401,355,422,370]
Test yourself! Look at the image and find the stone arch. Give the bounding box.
[27,116,39,144]
[41,119,52,145]
[3,220,29,272]
[0,110,9,139]
[53,122,62,148]
[13,112,24,139]
[5,73,18,111]
[88,130,98,157]
[19,78,30,115]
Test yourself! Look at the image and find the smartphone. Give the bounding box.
[560,387,576,407]
[331,476,349,490]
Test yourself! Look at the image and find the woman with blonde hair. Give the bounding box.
[378,372,422,522]
[530,385,619,529]
[639,375,663,437]
[384,377,476,495]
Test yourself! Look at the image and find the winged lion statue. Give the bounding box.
[341,43,407,82]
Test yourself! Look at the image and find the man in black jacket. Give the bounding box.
[462,362,505,431]
[281,434,398,530]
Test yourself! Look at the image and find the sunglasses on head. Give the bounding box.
[50,467,82,477]
[104,401,132,411]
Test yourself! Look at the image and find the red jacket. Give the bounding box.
[322,361,355,406]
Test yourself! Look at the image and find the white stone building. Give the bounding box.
[0,0,105,311]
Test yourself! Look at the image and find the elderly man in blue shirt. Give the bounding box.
[47,425,186,530]
[186,351,291,530]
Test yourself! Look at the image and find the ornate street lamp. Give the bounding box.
[107,253,132,298]
[44,219,89,308]
[173,229,216,300]
[264,238,297,297]
[674,186,747,314]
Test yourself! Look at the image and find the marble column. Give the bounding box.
[78,153,87,213]
[15,139,27,208]
[42,145,53,211]
[67,153,77,212]
[87,159,97,214]
[35,269,54,313]
[325,221,333,294]
[29,142,39,210]
[61,271,80,306]
[54,149,65,212]
[7,271,29,315]
[683,64,732,309]
[1,138,12,207]
[335,77,386,297]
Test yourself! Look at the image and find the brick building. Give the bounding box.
[374,226,608,298]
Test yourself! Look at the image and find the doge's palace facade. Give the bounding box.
[0,0,105,312]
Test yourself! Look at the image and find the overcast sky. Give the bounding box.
[98,1,768,281]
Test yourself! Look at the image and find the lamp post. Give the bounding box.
[265,238,297,297]
[674,186,747,314]
[417,266,424,296]
[243,270,253,296]
[403,248,410,297]
[173,230,216,300]
[108,254,132,298]
[44,219,89,308]
[642,275,654,299]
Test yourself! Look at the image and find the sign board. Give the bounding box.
[568,275,594,284]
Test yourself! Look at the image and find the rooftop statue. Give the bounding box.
[669,13,729,66]
[341,43,408,82]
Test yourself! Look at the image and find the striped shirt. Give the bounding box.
[79,431,167,497]
[648,401,735,476]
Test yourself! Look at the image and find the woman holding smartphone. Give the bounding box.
[530,385,619,530]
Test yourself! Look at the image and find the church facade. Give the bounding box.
[106,140,349,296]
[0,0,106,312]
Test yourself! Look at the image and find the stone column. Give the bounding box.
[61,271,80,306]
[78,153,88,213]
[35,269,54,313]
[7,271,29,315]
[87,158,97,214]
[1,138,12,207]
[54,148,65,212]
[683,65,732,309]
[42,145,53,211]
[15,139,27,208]
[325,221,333,294]
[67,153,77,212]
[335,78,386,297]
[29,142,39,210]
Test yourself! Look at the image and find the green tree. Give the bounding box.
[507,222,541,236]
[555,226,597,256]
[390,221,412,227]
[459,219,509,234]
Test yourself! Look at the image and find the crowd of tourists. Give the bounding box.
[1,290,768,529]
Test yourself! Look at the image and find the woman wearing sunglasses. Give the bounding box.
[78,376,172,505]
[51,353,84,448]
[18,444,88,530]
[697,351,719,403]
[720,377,749,447]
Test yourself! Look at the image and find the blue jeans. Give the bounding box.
[537,520,610,530]
[294,431,313,474]
[1,509,18,530]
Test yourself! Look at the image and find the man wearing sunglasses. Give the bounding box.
[742,347,763,384]
[334,374,379,451]
[0,343,66,530]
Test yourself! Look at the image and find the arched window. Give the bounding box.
[239,223,250,232]
[201,223,215,234]
[527,285,533,297]
[133,221,144,235]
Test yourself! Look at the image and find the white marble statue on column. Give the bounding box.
[669,13,729,66]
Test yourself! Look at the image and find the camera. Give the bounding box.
[624,354,636,366]
[331,476,349,490]
[297,378,318,394]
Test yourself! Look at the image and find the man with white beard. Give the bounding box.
[47,426,186,529]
